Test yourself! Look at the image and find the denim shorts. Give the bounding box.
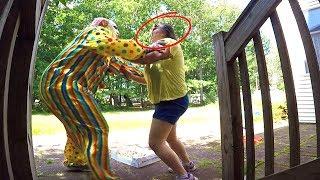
[153,95,189,125]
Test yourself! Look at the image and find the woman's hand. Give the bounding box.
[119,65,146,85]
[146,40,165,54]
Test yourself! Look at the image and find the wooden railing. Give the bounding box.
[0,0,48,179]
[213,0,320,179]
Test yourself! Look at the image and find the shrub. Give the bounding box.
[273,102,288,122]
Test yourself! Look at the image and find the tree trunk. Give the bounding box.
[140,85,145,108]
[118,95,122,107]
[124,94,133,107]
[110,93,120,107]
[256,75,259,90]
[108,95,113,105]
[199,63,204,104]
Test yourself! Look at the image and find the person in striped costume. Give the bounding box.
[39,18,145,179]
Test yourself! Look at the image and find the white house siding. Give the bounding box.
[296,33,319,123]
[296,74,316,123]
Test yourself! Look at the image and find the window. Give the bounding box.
[311,32,320,70]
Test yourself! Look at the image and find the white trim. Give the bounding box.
[311,30,320,35]
[301,1,320,11]
[307,5,320,11]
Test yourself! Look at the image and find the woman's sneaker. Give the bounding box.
[176,173,198,180]
[183,161,197,172]
[169,161,197,173]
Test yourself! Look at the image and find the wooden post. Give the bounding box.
[228,59,244,180]
[239,51,255,180]
[0,0,20,179]
[1,0,47,179]
[213,32,235,180]
[6,0,38,178]
[270,11,300,167]
[253,32,274,176]
[214,32,244,180]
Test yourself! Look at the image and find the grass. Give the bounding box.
[197,158,215,169]
[31,93,288,136]
[31,90,288,136]
[32,103,220,135]
[46,159,54,164]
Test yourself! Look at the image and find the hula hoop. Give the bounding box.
[134,11,192,51]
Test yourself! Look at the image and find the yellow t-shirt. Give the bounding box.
[144,38,187,104]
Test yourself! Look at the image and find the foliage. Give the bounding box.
[273,102,288,121]
[244,36,284,92]
[252,100,288,123]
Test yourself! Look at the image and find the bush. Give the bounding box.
[204,86,218,104]
[252,102,288,122]
[32,100,51,114]
[272,102,288,122]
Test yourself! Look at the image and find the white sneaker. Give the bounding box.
[169,161,197,173]
[176,173,199,180]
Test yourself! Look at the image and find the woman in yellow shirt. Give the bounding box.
[122,23,198,180]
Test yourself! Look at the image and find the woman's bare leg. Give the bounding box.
[166,125,191,164]
[149,118,187,176]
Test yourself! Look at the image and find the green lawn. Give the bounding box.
[32,94,288,136]
[32,103,220,135]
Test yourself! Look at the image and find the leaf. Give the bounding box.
[53,0,59,6]
[59,0,67,6]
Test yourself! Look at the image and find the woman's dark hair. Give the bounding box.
[159,23,177,40]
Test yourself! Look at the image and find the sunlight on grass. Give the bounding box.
[32,115,65,135]
[31,95,287,136]
[32,103,220,135]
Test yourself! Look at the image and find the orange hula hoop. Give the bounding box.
[134,11,192,51]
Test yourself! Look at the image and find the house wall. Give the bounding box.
[296,74,316,123]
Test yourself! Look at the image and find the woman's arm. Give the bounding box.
[120,66,147,85]
[127,73,147,85]
[134,47,172,65]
